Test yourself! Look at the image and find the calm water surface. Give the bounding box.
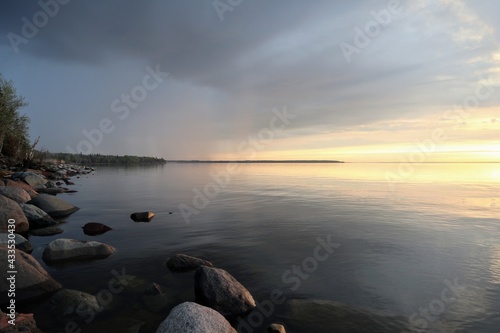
[25,163,500,332]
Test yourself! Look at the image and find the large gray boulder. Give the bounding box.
[0,186,31,203]
[0,245,61,304]
[42,238,115,263]
[19,203,58,228]
[285,299,418,333]
[195,266,256,316]
[0,233,32,253]
[12,171,47,187]
[0,195,29,233]
[28,194,79,218]
[166,254,213,272]
[155,302,236,333]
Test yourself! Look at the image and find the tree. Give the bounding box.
[0,75,29,159]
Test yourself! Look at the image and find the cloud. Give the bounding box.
[1,0,499,159]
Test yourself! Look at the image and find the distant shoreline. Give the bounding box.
[165,160,345,163]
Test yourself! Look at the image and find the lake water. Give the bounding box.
[25,163,500,332]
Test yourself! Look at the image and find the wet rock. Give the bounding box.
[142,283,171,313]
[155,302,236,333]
[0,245,61,303]
[268,323,286,333]
[19,203,58,228]
[0,233,32,253]
[82,222,112,236]
[285,299,416,333]
[130,212,155,222]
[28,194,80,218]
[30,226,64,236]
[0,186,31,203]
[42,238,115,263]
[0,195,29,233]
[195,266,256,317]
[166,254,213,272]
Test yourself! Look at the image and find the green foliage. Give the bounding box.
[46,152,166,165]
[0,75,30,160]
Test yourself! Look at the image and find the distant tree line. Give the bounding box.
[0,74,31,161]
[46,152,166,165]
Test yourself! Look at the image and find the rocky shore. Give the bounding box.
[0,163,269,333]
[0,163,416,333]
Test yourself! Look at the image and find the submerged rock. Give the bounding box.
[195,266,256,317]
[50,289,101,319]
[142,283,172,313]
[0,245,61,303]
[166,254,213,272]
[28,194,80,218]
[155,302,236,333]
[130,212,155,222]
[82,222,112,236]
[42,238,115,263]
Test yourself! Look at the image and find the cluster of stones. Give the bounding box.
[153,254,286,333]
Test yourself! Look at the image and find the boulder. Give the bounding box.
[0,186,31,203]
[12,171,47,187]
[19,203,58,228]
[0,233,32,253]
[0,245,61,304]
[0,195,29,233]
[166,254,213,272]
[0,310,43,333]
[28,194,80,218]
[50,289,101,318]
[285,299,416,333]
[130,212,155,222]
[82,222,112,236]
[195,266,256,317]
[2,179,38,197]
[155,302,236,333]
[30,226,64,236]
[42,238,115,263]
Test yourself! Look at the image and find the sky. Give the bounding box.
[0,0,499,162]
